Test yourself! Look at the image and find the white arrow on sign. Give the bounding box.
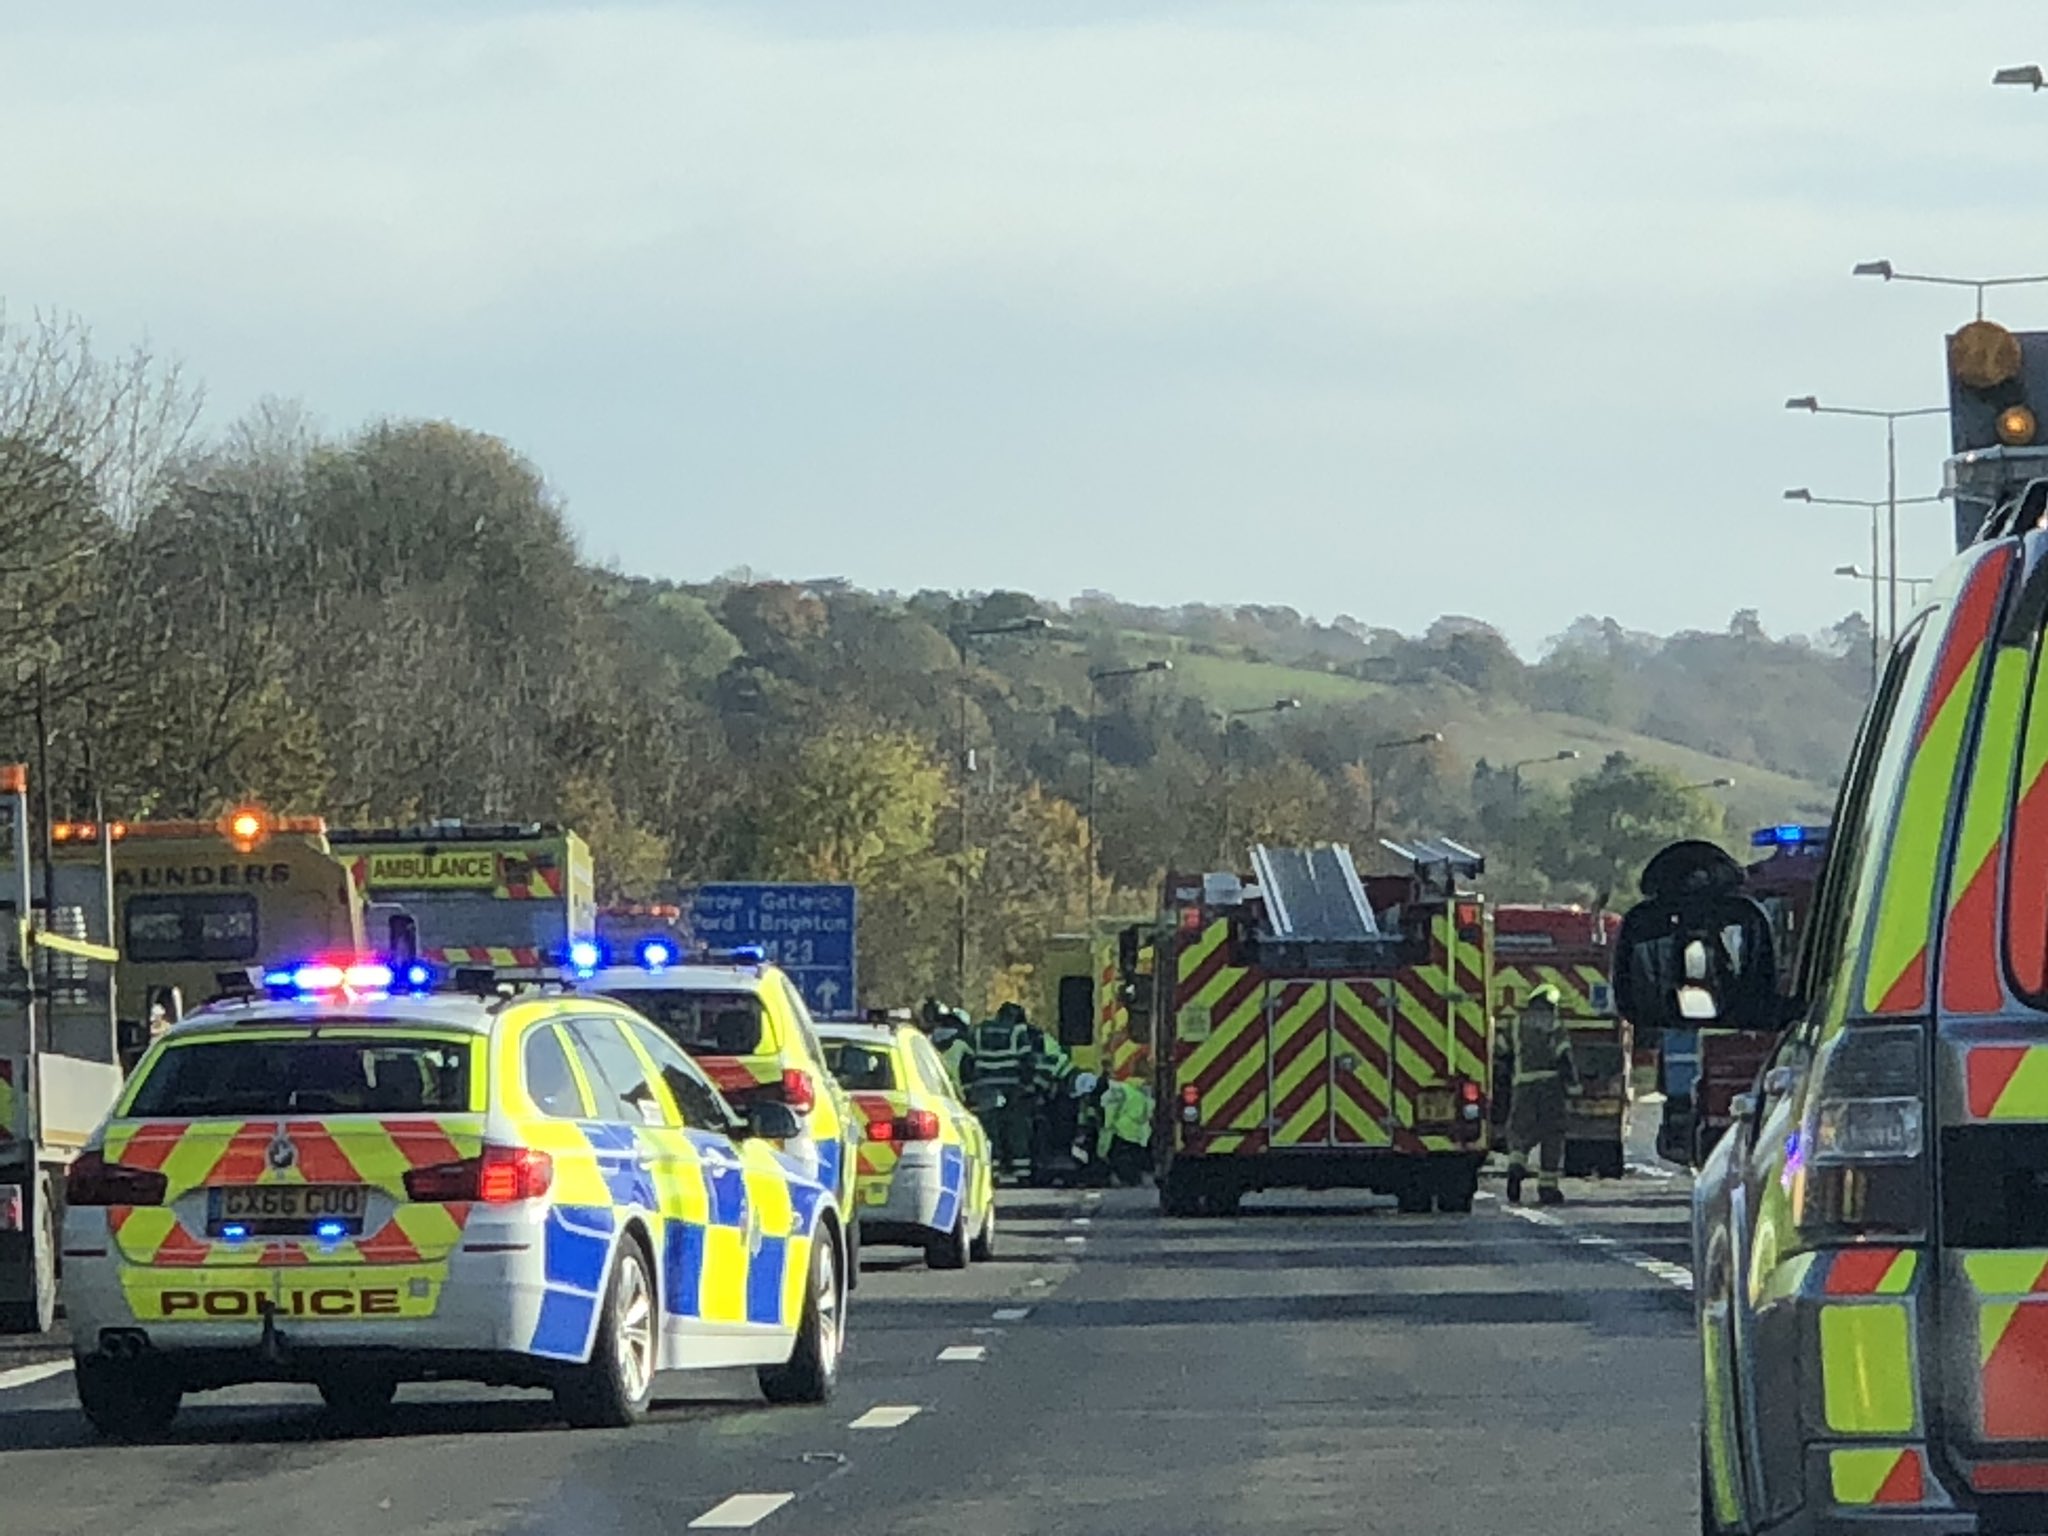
[815,978,842,1013]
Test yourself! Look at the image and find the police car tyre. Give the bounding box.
[318,1372,399,1426]
[0,1171,57,1334]
[759,1219,841,1405]
[927,1212,970,1271]
[75,1356,181,1441]
[555,1234,657,1429]
[843,1213,860,1291]
[970,1199,996,1262]
[1698,1429,1718,1536]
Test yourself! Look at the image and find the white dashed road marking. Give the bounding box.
[992,1307,1031,1321]
[938,1344,988,1362]
[0,1360,70,1393]
[689,1493,794,1529]
[1504,1204,1694,1292]
[1071,1217,1092,1227]
[1063,1235,1087,1246]
[850,1405,923,1430]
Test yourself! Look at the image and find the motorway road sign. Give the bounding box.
[689,883,858,1019]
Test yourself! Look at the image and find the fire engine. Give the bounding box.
[1493,904,1629,1177]
[1151,839,1492,1217]
[330,822,595,975]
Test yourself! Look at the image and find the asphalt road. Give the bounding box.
[0,1154,1698,1536]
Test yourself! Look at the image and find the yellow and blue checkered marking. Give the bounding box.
[533,1203,617,1359]
[930,1145,966,1234]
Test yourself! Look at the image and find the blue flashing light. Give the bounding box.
[1751,824,1828,850]
[262,968,295,991]
[313,1219,348,1244]
[400,961,434,992]
[220,1222,249,1243]
[726,944,765,966]
[568,940,604,974]
[637,938,676,971]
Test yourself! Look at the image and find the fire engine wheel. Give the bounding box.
[1433,1166,1478,1214]
[1159,1169,1203,1218]
[1394,1176,1434,1215]
[1201,1186,1242,1218]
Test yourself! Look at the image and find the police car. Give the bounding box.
[60,958,847,1440]
[817,1020,995,1268]
[570,940,865,1280]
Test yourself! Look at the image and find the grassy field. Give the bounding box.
[1113,637,1837,828]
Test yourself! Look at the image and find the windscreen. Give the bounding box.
[606,989,765,1056]
[390,892,565,952]
[125,1031,473,1117]
[822,1039,896,1091]
[124,893,260,963]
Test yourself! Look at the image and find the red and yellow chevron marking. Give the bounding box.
[1964,1047,2048,1121]
[850,1090,902,1204]
[102,1115,483,1268]
[1825,1247,1918,1296]
[693,1054,781,1097]
[1267,981,1332,1147]
[1830,1447,1928,1506]
[434,946,545,969]
[1173,922,1271,1141]
[494,859,563,901]
[1965,1251,2048,1440]
[1942,644,2029,1014]
[1865,548,2015,1014]
[2007,615,2048,999]
[1330,981,1394,1148]
[0,1058,14,1144]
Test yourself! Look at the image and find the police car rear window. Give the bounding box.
[823,1040,895,1091]
[126,1033,472,1118]
[604,990,764,1056]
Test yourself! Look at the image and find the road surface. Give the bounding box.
[0,1152,1698,1536]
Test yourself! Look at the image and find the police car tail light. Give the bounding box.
[1793,1023,1928,1240]
[781,1068,817,1115]
[865,1118,895,1142]
[476,1145,553,1204]
[897,1109,941,1142]
[66,1150,167,1208]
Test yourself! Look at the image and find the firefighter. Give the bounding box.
[1098,1069,1154,1186]
[1505,984,1578,1206]
[970,1002,1034,1183]
[1024,1013,1073,1183]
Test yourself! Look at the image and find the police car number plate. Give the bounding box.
[207,1185,368,1235]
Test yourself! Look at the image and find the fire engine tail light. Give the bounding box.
[65,1151,168,1208]
[1181,1084,1200,1124]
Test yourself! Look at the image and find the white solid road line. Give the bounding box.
[992,1306,1031,1321]
[0,1360,71,1393]
[1503,1204,1695,1293]
[937,1344,987,1362]
[849,1404,922,1430]
[689,1493,795,1529]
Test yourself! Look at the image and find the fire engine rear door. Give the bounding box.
[1265,980,1332,1147]
[1329,978,1396,1147]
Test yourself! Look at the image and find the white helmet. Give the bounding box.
[1071,1072,1100,1097]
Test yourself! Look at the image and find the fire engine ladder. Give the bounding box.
[1250,844,1381,943]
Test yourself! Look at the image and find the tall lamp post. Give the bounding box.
[1784,397,1947,643]
[1508,748,1580,800]
[1785,488,1940,679]
[951,614,1048,1004]
[1086,659,1171,921]
[1218,698,1300,863]
[1363,731,1442,840]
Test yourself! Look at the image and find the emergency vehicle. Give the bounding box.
[1622,318,2048,1532]
[1035,918,1158,1085]
[817,1019,995,1268]
[330,823,595,975]
[53,808,363,1057]
[60,959,846,1439]
[1152,840,1492,1217]
[1493,904,1629,1177]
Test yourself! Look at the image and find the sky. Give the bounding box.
[1,0,2042,654]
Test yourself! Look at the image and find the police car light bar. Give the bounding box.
[259,957,434,1000]
[565,939,763,977]
[1751,825,1830,850]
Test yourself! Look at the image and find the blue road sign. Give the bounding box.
[689,883,858,1019]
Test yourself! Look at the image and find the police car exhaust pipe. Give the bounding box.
[98,1329,148,1359]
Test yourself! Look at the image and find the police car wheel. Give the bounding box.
[318,1373,398,1428]
[556,1236,657,1429]
[843,1214,861,1291]
[75,1356,181,1442]
[759,1224,842,1405]
[926,1213,970,1271]
[970,1200,996,1262]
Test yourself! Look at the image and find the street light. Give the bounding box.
[1219,698,1301,862]
[1850,262,2048,322]
[1785,396,1947,642]
[1085,659,1172,920]
[1363,731,1442,839]
[1785,488,1941,680]
[1507,748,1579,798]
[950,614,1049,1003]
[1835,565,1932,606]
[1994,65,2046,91]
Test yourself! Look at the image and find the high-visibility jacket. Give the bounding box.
[1511,1010,1578,1087]
[972,1020,1031,1090]
[933,1027,975,1091]
[1099,1079,1153,1155]
[1026,1028,1069,1096]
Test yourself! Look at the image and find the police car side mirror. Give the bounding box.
[741,1101,802,1142]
